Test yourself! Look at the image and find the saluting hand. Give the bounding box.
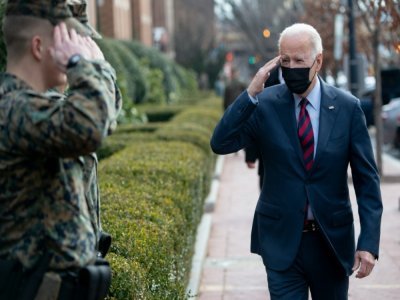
[247,56,280,98]
[82,36,105,61]
[49,22,92,72]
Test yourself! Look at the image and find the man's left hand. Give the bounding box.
[352,250,375,278]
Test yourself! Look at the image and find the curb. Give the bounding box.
[186,155,225,298]
[204,155,225,213]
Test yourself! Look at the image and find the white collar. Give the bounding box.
[293,77,321,111]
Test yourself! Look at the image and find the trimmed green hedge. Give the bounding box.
[97,95,222,299]
[156,99,222,155]
[100,141,209,299]
[122,40,180,102]
[97,131,159,161]
[114,123,163,134]
[95,37,200,126]
[137,105,185,123]
[110,40,148,103]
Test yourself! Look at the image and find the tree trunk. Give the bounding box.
[373,28,383,175]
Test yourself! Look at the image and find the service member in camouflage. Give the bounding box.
[0,0,120,285]
[46,0,120,259]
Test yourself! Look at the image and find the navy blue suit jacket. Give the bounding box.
[210,79,383,275]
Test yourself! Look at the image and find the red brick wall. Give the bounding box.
[98,0,132,40]
[131,0,153,46]
[98,0,114,37]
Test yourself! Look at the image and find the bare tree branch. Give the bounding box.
[215,0,300,60]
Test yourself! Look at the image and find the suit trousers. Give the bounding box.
[266,230,349,300]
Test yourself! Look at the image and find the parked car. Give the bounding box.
[382,98,400,149]
[359,68,400,128]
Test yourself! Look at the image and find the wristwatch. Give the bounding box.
[66,54,82,69]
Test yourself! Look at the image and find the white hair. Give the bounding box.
[278,23,323,58]
[66,0,84,4]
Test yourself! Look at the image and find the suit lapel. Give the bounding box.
[312,81,339,170]
[272,88,305,167]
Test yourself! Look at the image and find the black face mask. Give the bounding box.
[281,60,317,94]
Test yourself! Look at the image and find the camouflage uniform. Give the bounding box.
[45,90,120,257]
[68,0,102,39]
[46,83,121,258]
[0,1,122,271]
[45,1,119,256]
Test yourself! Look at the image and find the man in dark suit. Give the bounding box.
[210,23,382,299]
[245,67,284,189]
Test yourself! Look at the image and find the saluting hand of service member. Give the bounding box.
[49,22,92,72]
[82,35,105,60]
[247,56,280,97]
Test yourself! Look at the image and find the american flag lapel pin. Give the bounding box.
[328,106,335,110]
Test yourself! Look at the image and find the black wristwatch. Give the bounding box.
[66,54,82,69]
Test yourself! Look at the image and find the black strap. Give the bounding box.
[98,232,112,258]
[0,253,52,300]
[58,258,111,300]
[78,258,111,300]
[0,259,23,299]
[18,253,52,300]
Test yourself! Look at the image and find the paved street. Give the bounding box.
[198,150,400,300]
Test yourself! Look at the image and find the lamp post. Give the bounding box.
[348,0,358,97]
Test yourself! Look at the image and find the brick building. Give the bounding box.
[84,0,215,62]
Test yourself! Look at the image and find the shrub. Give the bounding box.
[155,103,221,156]
[171,64,198,94]
[99,141,210,299]
[95,92,222,298]
[110,40,148,103]
[137,105,185,123]
[98,131,159,161]
[122,40,180,102]
[96,38,129,101]
[114,123,162,134]
[106,253,147,300]
[138,57,166,104]
[96,39,147,125]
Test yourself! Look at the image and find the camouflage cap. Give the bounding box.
[68,1,102,39]
[5,0,91,36]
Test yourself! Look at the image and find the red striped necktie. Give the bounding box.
[298,98,314,171]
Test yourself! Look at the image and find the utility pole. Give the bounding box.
[348,0,358,97]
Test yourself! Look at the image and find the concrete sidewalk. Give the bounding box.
[197,150,400,300]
